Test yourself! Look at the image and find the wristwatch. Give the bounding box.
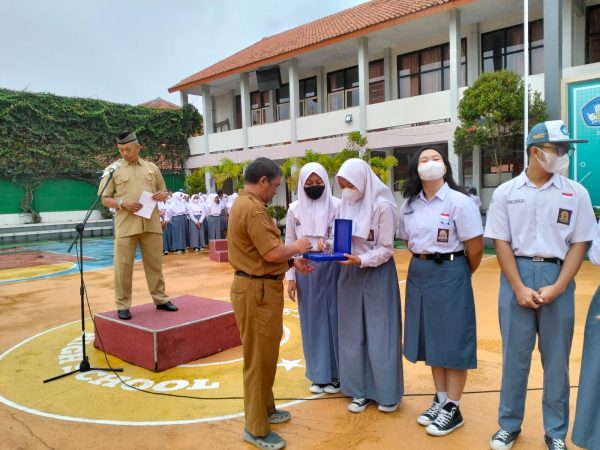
[117,199,124,210]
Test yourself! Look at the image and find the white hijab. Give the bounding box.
[188,194,205,214]
[170,192,187,215]
[296,162,338,237]
[336,158,398,239]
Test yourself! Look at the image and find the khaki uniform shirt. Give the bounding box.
[98,158,167,238]
[227,189,288,276]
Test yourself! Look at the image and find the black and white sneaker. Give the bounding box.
[323,379,340,394]
[490,429,521,450]
[347,397,372,413]
[417,394,443,426]
[544,435,567,450]
[425,402,464,436]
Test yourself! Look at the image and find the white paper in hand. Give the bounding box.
[134,191,157,219]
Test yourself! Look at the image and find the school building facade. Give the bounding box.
[169,0,600,209]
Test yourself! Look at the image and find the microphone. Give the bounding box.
[102,160,121,178]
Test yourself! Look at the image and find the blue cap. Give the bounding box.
[526,120,588,148]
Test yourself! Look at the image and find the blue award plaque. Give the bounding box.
[303,219,352,262]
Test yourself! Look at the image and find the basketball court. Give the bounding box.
[0,239,596,449]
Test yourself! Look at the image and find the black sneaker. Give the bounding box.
[347,397,373,413]
[544,435,567,450]
[323,379,341,394]
[490,429,521,450]
[417,394,443,426]
[425,401,464,436]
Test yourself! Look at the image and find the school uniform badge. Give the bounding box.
[557,208,572,225]
[440,213,450,225]
[437,228,449,243]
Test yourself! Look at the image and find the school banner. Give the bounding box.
[568,78,600,206]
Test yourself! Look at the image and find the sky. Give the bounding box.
[0,0,366,110]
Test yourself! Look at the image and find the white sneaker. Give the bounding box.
[309,383,325,394]
[348,398,372,413]
[378,401,399,413]
[323,379,340,394]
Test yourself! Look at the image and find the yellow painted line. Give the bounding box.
[0,262,74,282]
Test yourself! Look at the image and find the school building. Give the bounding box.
[168,0,600,209]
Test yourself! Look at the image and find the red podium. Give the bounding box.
[209,239,228,262]
[93,295,241,372]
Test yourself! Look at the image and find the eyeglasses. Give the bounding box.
[539,145,574,157]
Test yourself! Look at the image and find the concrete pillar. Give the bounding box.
[240,72,250,150]
[289,58,299,143]
[317,66,326,113]
[562,0,572,69]
[467,23,480,86]
[357,36,369,134]
[180,92,189,106]
[448,9,462,181]
[205,172,214,194]
[543,0,562,120]
[472,145,481,193]
[201,85,212,156]
[383,47,392,101]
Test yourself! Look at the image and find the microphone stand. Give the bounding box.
[44,168,123,383]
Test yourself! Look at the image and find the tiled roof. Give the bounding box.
[139,97,180,109]
[169,0,470,93]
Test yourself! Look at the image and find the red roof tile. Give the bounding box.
[169,0,472,93]
[139,97,180,109]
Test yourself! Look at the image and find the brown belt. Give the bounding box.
[235,271,284,281]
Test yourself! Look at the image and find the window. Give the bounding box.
[393,143,448,191]
[299,76,318,117]
[250,91,272,126]
[369,59,385,104]
[587,5,600,64]
[327,66,359,111]
[276,84,290,121]
[235,95,242,129]
[398,40,466,98]
[481,139,525,188]
[482,20,544,75]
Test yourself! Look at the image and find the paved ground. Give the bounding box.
[0,240,596,449]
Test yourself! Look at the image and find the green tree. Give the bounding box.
[204,157,248,191]
[453,70,547,186]
[185,168,207,194]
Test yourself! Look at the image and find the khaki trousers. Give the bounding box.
[230,275,284,436]
[114,232,169,310]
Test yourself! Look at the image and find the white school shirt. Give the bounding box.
[398,183,483,254]
[284,198,340,280]
[484,171,596,260]
[590,221,600,266]
[187,201,207,224]
[350,201,397,268]
[209,200,222,216]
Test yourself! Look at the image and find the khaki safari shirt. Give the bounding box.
[98,158,166,238]
[228,189,288,276]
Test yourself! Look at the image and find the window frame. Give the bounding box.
[586,4,600,64]
[397,39,467,99]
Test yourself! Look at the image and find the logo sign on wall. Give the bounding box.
[568,79,600,206]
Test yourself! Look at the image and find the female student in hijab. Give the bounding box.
[187,194,207,251]
[572,220,600,450]
[398,146,483,437]
[335,158,403,414]
[285,162,341,395]
[207,193,223,241]
[169,192,188,255]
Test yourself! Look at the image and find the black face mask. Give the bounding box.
[304,185,325,200]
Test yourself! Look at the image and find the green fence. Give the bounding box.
[0,173,186,215]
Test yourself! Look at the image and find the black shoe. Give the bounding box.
[544,435,567,450]
[425,401,464,436]
[118,309,131,320]
[156,301,178,312]
[490,429,521,449]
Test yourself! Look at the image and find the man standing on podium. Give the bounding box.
[99,130,178,320]
[228,157,313,450]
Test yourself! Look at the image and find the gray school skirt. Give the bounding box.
[404,255,477,369]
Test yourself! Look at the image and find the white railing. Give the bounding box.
[297,107,359,141]
[248,120,291,147]
[208,129,244,153]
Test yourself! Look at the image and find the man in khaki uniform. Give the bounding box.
[228,157,313,450]
[99,131,178,320]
